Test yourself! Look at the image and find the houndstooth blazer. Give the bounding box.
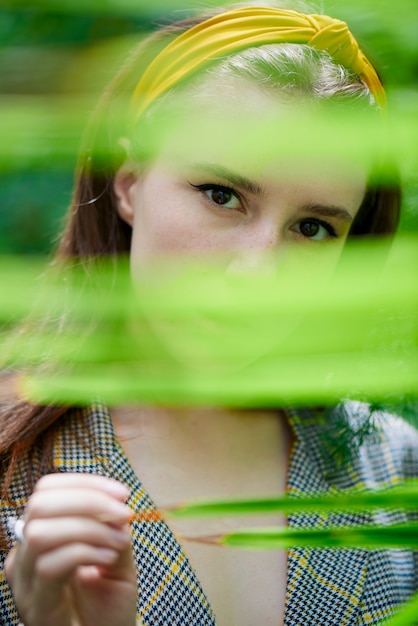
[1,402,418,625]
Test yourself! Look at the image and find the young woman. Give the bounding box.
[1,2,416,625]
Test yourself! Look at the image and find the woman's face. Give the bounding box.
[114,83,368,274]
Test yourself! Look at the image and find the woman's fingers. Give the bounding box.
[3,547,17,580]
[31,542,120,582]
[27,474,130,521]
[10,475,132,584]
[25,487,130,523]
[15,475,132,582]
[24,516,131,552]
[17,516,131,580]
[4,473,136,626]
[33,473,130,501]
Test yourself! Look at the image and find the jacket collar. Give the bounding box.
[52,403,394,626]
[53,404,216,625]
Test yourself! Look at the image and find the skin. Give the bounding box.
[4,83,368,625]
[111,88,367,625]
[114,155,365,269]
[4,474,136,626]
[114,88,367,273]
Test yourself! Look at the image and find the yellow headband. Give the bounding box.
[131,6,385,118]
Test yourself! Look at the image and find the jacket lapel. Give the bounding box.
[53,403,411,625]
[53,405,216,626]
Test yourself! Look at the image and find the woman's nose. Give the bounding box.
[231,219,283,271]
[226,248,278,274]
[226,222,284,273]
[246,219,284,250]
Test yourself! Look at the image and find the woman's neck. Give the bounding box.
[112,405,292,506]
[112,405,292,626]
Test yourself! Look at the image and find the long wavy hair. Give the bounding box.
[0,0,401,521]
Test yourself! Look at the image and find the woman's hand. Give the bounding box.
[4,473,137,626]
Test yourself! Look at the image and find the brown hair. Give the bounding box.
[0,2,401,522]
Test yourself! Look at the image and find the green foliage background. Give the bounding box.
[0,0,417,254]
[0,4,417,624]
[0,4,147,253]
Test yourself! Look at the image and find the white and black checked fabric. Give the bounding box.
[285,404,418,625]
[1,401,418,625]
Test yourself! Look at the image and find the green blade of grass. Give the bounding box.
[384,591,418,626]
[190,523,418,550]
[167,483,418,519]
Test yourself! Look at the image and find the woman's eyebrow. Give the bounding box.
[299,204,354,222]
[190,163,354,221]
[190,163,265,197]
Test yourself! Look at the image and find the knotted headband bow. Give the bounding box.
[131,6,385,118]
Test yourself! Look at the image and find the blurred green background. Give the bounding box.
[0,0,417,254]
[0,3,148,254]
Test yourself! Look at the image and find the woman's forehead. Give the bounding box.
[148,86,370,186]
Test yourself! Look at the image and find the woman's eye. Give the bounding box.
[294,219,337,241]
[190,183,242,211]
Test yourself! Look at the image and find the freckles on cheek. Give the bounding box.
[131,203,210,257]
